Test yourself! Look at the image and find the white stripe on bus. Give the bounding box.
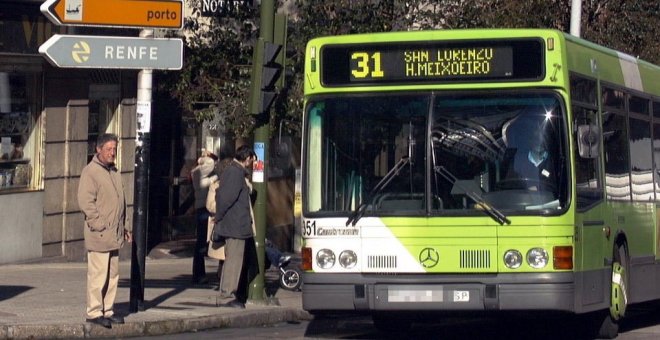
[617,51,643,92]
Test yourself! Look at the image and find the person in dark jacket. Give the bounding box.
[214,145,257,308]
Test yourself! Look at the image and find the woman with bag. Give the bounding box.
[190,152,218,284]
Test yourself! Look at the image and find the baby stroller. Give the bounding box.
[264,240,302,291]
[277,254,302,291]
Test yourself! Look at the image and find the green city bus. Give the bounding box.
[299,28,660,338]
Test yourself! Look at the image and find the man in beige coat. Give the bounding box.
[77,133,131,328]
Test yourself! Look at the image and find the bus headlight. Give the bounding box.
[527,248,549,269]
[503,250,522,269]
[316,248,336,269]
[339,250,357,269]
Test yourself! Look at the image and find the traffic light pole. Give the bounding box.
[248,0,274,302]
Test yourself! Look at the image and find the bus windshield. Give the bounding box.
[304,91,569,217]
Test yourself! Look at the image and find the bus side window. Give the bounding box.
[600,87,629,201]
[570,75,597,105]
[573,106,603,209]
[628,96,652,201]
[571,74,602,209]
[652,101,660,201]
[602,87,625,110]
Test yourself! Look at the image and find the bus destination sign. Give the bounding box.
[321,39,544,86]
[351,46,513,80]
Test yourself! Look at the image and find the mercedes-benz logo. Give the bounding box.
[419,247,439,268]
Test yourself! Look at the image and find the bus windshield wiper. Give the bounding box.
[346,156,410,226]
[434,166,510,225]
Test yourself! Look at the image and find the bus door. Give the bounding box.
[573,105,608,308]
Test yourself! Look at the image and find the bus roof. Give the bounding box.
[305,28,659,97]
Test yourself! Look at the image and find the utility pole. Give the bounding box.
[247,0,274,303]
[248,0,290,302]
[129,29,153,313]
[570,0,582,37]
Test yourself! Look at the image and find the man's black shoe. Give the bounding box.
[192,276,209,285]
[106,315,125,324]
[220,299,246,309]
[86,317,112,328]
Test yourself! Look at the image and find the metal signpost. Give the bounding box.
[39,0,184,314]
[130,28,155,313]
[39,34,183,70]
[40,0,183,29]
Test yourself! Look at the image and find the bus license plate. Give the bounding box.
[388,287,443,302]
[453,290,470,302]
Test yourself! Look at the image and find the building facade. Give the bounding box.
[0,1,137,264]
[0,0,297,264]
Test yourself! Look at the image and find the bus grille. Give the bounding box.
[367,255,397,269]
[460,250,491,268]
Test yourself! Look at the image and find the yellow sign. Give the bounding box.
[41,0,184,29]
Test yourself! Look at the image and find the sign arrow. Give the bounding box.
[40,0,183,29]
[39,35,183,70]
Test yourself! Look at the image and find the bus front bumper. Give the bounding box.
[302,272,575,313]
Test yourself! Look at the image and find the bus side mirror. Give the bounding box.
[577,124,599,159]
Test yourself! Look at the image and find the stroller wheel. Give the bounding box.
[279,267,302,291]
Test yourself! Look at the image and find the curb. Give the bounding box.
[1,308,313,339]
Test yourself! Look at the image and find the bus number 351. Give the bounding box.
[351,52,384,79]
[303,219,317,236]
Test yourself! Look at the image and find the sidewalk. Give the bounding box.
[0,241,311,339]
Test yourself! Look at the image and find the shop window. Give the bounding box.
[87,83,120,163]
[0,71,40,191]
[87,100,110,163]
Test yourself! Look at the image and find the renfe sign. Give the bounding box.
[40,0,184,29]
[39,35,183,70]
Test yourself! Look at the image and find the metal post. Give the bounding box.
[570,0,582,37]
[248,0,274,303]
[130,29,153,313]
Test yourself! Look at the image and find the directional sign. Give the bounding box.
[40,0,183,29]
[39,35,183,70]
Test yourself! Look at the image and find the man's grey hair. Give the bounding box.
[96,133,119,148]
